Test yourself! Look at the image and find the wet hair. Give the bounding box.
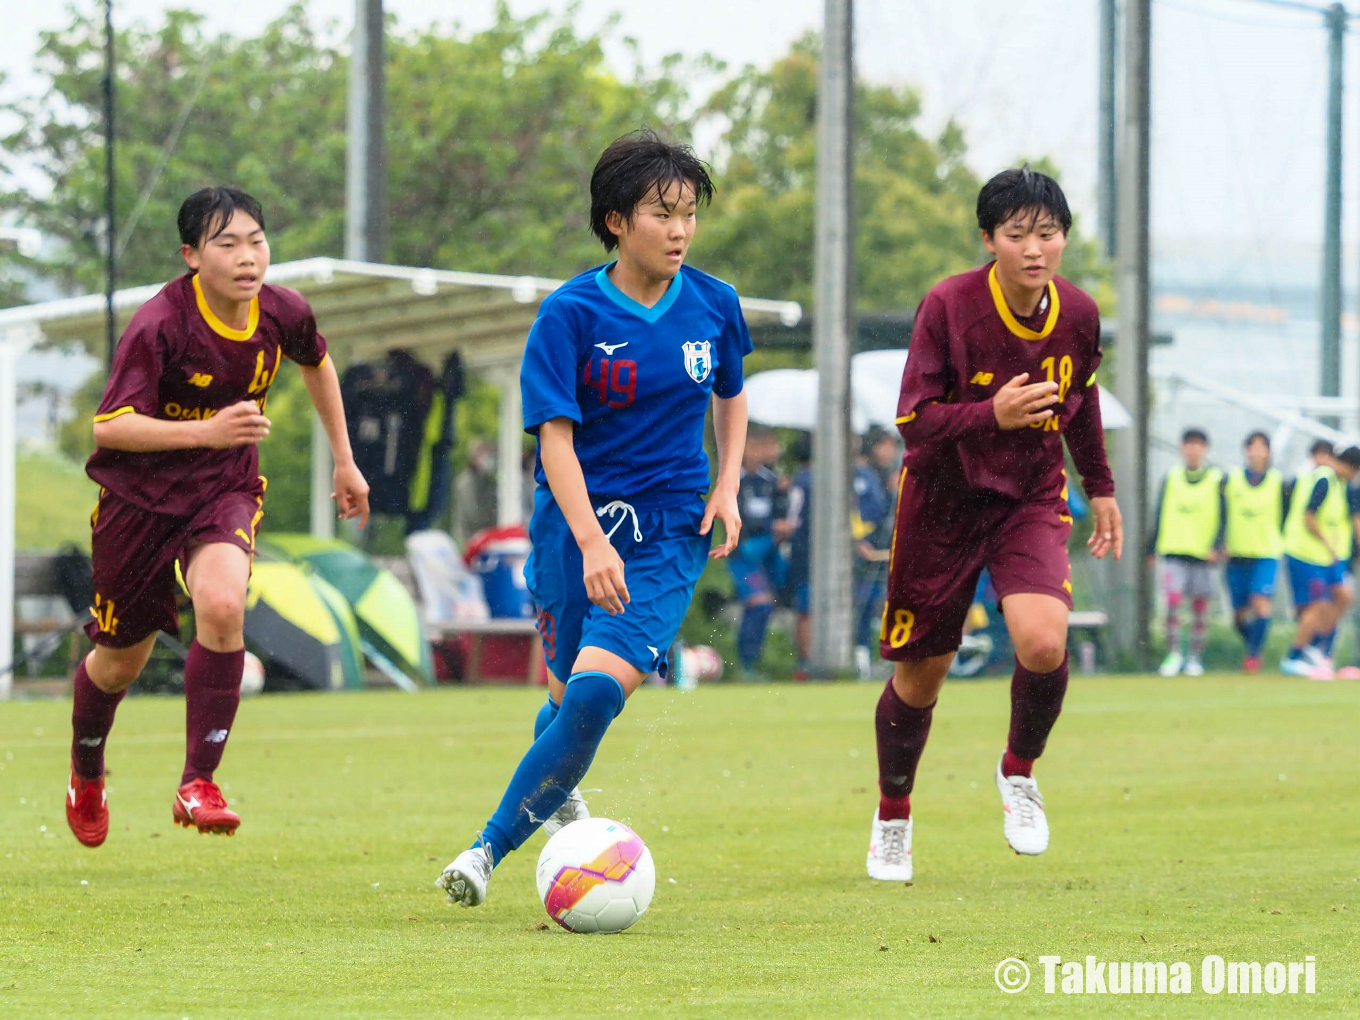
[178,187,266,248]
[976,166,1073,236]
[1337,446,1360,470]
[1181,428,1209,445]
[1244,431,1271,449]
[590,129,715,252]
[1310,439,1335,458]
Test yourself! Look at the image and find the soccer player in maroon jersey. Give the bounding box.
[65,187,370,846]
[866,168,1124,882]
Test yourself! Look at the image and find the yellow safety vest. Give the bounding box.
[1283,465,1352,566]
[1224,468,1284,560]
[1156,465,1223,560]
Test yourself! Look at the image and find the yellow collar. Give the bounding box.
[988,263,1059,341]
[193,274,259,341]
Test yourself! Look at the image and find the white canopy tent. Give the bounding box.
[0,257,802,696]
[745,349,1137,433]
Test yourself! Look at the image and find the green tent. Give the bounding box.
[259,534,434,688]
[243,561,365,691]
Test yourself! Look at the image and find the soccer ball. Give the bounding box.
[239,652,266,697]
[536,818,655,933]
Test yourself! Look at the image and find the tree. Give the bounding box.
[697,33,1107,314]
[8,5,1107,536]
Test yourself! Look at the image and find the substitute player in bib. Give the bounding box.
[65,187,370,847]
[867,168,1123,882]
[438,130,750,907]
[1222,432,1287,674]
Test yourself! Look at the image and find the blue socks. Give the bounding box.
[1246,617,1270,657]
[533,694,560,739]
[1312,629,1337,657]
[738,603,775,669]
[479,671,625,865]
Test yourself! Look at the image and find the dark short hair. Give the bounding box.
[977,166,1073,235]
[589,129,715,252]
[1310,439,1335,458]
[1244,431,1271,449]
[178,187,266,248]
[1181,428,1209,445]
[1337,446,1360,470]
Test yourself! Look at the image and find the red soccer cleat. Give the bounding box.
[66,767,109,848]
[173,778,240,835]
[1243,655,1262,675]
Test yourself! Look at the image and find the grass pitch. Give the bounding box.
[1,676,1356,1019]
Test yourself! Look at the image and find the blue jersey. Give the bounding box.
[520,263,753,507]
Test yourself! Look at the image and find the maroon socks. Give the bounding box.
[181,641,245,785]
[875,679,935,821]
[71,659,125,780]
[1007,652,1070,763]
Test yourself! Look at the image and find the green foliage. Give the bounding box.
[0,680,1356,1016]
[697,33,985,311]
[0,1,715,305]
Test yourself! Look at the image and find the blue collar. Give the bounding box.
[594,263,684,323]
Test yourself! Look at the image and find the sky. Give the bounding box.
[2,0,1356,266]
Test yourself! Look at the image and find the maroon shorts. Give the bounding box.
[84,486,264,648]
[879,470,1073,661]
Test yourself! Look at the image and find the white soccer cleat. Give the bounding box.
[542,786,590,839]
[1158,651,1184,677]
[1302,646,1333,671]
[996,758,1049,856]
[437,843,492,907]
[1281,655,1334,681]
[1184,656,1205,677]
[866,810,913,882]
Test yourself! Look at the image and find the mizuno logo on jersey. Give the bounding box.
[682,340,712,384]
[970,372,994,385]
[187,372,214,387]
[595,342,629,355]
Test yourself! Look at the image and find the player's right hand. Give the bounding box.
[581,531,630,615]
[199,401,271,448]
[992,373,1060,431]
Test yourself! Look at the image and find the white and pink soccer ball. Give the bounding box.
[536,818,655,934]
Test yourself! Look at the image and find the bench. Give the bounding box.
[1068,609,1110,674]
[373,554,545,685]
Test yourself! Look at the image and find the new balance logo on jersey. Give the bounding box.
[78,737,103,747]
[187,372,214,387]
[970,372,995,385]
[204,729,229,744]
[682,340,712,384]
[595,341,629,355]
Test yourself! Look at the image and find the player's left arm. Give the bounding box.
[1064,334,1122,560]
[298,357,371,528]
[704,289,754,559]
[704,390,747,559]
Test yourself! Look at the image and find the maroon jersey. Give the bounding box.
[895,262,1114,503]
[87,273,327,515]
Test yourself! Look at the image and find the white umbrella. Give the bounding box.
[745,349,1132,432]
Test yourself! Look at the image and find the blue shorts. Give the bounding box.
[1285,555,1350,610]
[525,487,710,682]
[1225,557,1277,609]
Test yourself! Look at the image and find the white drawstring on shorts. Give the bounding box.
[596,500,643,542]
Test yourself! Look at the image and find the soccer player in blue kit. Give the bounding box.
[438,130,751,907]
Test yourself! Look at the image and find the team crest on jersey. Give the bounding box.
[681,341,712,384]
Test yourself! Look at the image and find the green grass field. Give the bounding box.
[1,676,1357,1018]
